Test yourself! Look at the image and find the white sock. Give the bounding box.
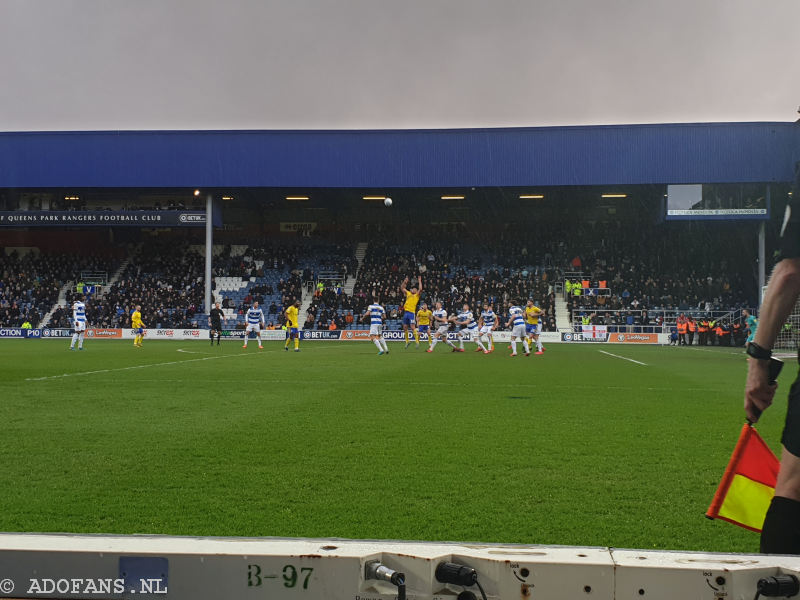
[446,337,455,347]
[511,340,517,354]
[523,339,530,353]
[381,339,389,351]
[373,338,383,351]
[537,339,543,352]
[459,336,464,349]
[476,339,486,351]
[70,333,78,348]
[431,338,439,349]
[258,334,263,346]
[78,334,84,349]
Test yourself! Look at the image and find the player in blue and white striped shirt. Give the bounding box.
[243,301,265,349]
[451,303,487,353]
[69,295,87,351]
[427,301,457,352]
[477,302,497,353]
[506,301,530,357]
[362,296,389,355]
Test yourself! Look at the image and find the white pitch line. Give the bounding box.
[25,351,256,381]
[598,350,648,366]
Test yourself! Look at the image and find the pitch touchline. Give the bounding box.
[598,350,648,366]
[24,351,259,381]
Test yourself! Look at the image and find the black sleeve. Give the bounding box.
[778,162,800,260]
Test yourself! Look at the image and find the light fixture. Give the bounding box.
[222,196,234,201]
[519,195,544,199]
[285,196,309,201]
[193,190,201,196]
[441,195,465,200]
[362,196,386,200]
[601,194,627,198]
[64,195,80,201]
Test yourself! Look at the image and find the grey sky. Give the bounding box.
[1,0,798,131]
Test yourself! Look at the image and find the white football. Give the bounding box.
[384,197,392,207]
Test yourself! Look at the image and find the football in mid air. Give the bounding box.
[384,197,392,207]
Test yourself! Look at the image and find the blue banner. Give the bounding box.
[0,210,216,227]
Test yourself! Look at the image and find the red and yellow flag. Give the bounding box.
[706,423,780,532]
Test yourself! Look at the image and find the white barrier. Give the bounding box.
[0,533,796,600]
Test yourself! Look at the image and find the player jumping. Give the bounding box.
[400,275,422,348]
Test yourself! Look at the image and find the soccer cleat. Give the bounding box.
[535,351,544,355]
[242,345,247,349]
[68,347,74,351]
[378,351,384,355]
[525,352,530,356]
[426,348,433,353]
[474,347,483,352]
[405,342,410,349]
[258,346,263,350]
[510,353,517,357]
[284,346,289,351]
[457,348,465,352]
[452,347,459,352]
[483,350,490,354]
[78,348,84,351]
[294,348,300,352]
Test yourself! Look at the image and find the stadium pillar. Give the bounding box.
[205,194,213,314]
[758,221,765,305]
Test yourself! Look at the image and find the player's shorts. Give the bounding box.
[402,311,416,326]
[458,326,477,339]
[245,323,261,334]
[479,325,494,335]
[436,325,449,336]
[74,321,86,332]
[288,327,299,338]
[133,327,143,335]
[418,325,429,333]
[782,373,800,458]
[526,323,540,335]
[210,322,222,332]
[369,324,383,336]
[511,324,527,338]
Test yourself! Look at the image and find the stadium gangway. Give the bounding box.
[0,533,799,600]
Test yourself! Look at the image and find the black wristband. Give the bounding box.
[747,342,772,360]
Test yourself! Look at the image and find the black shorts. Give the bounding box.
[782,368,800,458]
[210,323,222,332]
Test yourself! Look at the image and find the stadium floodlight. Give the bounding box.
[441,195,465,200]
[519,195,544,199]
[601,194,627,198]
[221,196,233,201]
[362,196,386,200]
[285,196,309,201]
[193,190,201,196]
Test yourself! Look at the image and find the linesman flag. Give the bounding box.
[706,423,780,532]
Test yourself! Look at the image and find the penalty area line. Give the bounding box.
[25,351,253,382]
[598,350,648,366]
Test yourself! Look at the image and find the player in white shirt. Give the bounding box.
[243,301,265,349]
[477,301,497,353]
[506,301,531,357]
[427,301,457,352]
[451,303,488,353]
[362,296,389,355]
[69,295,87,351]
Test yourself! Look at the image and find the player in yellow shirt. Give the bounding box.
[283,299,302,352]
[131,304,145,348]
[525,299,545,355]
[400,275,423,348]
[416,302,433,348]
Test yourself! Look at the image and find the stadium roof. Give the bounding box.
[1,122,798,189]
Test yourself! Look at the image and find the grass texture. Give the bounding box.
[0,338,791,553]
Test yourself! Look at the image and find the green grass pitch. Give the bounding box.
[0,338,791,553]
